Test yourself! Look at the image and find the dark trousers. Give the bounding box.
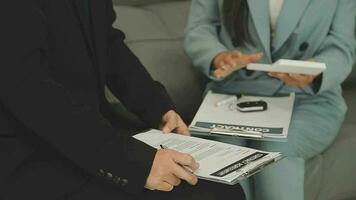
[0,159,245,200]
[74,177,246,200]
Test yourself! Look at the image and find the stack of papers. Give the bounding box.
[190,91,295,140]
[133,129,283,185]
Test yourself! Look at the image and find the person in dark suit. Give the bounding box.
[0,0,245,199]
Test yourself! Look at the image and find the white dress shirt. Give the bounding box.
[269,0,285,39]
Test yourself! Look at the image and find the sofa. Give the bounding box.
[109,0,356,199]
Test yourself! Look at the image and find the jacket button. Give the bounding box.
[121,179,128,186]
[106,172,113,181]
[299,42,309,51]
[97,169,105,177]
[113,176,121,184]
[232,38,239,47]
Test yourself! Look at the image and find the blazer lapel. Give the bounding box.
[247,0,271,60]
[72,0,96,57]
[89,0,107,76]
[71,0,107,80]
[273,0,311,50]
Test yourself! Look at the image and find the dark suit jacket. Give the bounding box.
[0,0,174,198]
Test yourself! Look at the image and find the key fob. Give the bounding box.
[237,100,268,112]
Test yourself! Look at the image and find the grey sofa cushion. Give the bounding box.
[344,68,356,88]
[113,1,190,42]
[317,123,356,200]
[113,6,172,42]
[343,88,356,124]
[126,40,206,121]
[112,1,204,121]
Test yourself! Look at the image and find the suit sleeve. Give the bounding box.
[184,0,228,80]
[314,0,356,93]
[105,3,175,128]
[0,1,155,196]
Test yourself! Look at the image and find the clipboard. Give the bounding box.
[133,129,285,185]
[230,154,285,184]
[189,91,295,142]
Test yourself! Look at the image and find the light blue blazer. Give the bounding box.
[184,0,356,100]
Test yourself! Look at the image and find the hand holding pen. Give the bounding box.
[144,145,200,191]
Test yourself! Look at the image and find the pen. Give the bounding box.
[215,96,236,107]
[215,94,243,107]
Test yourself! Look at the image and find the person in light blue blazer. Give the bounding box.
[184,0,356,199]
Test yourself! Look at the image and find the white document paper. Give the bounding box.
[190,91,295,140]
[133,129,283,185]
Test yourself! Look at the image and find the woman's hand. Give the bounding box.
[268,59,317,88]
[212,51,263,79]
[268,73,317,88]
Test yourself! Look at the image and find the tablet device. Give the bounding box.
[247,59,326,75]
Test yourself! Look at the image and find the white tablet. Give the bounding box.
[247,59,326,75]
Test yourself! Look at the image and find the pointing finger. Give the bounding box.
[162,116,177,134]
